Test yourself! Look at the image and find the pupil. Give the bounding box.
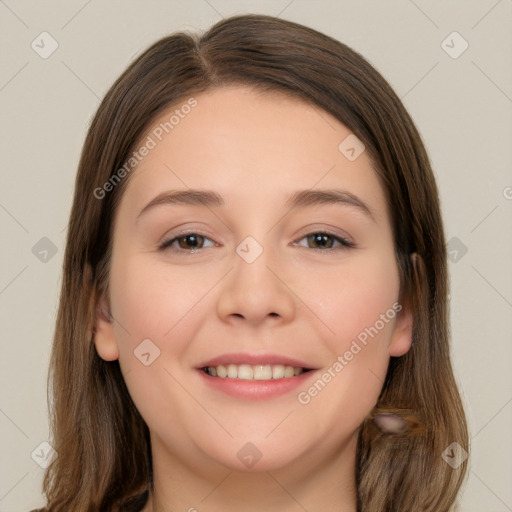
[311,233,332,249]
[181,235,201,249]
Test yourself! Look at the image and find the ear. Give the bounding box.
[388,252,417,357]
[92,296,119,361]
[388,300,413,357]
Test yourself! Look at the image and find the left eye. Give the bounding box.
[159,232,355,252]
[294,232,355,250]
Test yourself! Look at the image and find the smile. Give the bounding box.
[203,364,311,380]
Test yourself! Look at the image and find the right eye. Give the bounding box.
[159,233,216,252]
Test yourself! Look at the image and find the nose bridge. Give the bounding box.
[235,234,267,267]
[216,233,296,324]
[233,233,279,299]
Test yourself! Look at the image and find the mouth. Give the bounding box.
[202,364,313,380]
[197,353,317,399]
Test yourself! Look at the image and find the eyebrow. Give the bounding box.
[136,188,376,222]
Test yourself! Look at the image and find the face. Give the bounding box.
[93,85,412,477]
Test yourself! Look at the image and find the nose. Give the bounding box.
[216,240,296,328]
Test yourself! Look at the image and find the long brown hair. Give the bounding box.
[37,13,468,511]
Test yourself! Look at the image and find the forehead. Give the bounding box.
[117,85,388,223]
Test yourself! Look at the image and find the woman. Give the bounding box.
[36,13,468,512]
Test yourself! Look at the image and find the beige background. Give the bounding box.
[1,1,511,510]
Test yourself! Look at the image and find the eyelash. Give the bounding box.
[158,231,356,253]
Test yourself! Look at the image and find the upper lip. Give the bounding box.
[198,353,317,370]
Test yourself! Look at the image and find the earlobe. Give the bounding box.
[92,299,119,361]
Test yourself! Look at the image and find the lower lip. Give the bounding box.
[197,369,317,400]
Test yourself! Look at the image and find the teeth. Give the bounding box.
[254,365,272,380]
[284,366,294,378]
[227,364,238,378]
[272,365,285,379]
[238,364,253,380]
[205,364,305,380]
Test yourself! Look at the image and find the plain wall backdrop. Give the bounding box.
[1,1,511,510]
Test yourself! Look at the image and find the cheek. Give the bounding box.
[294,253,400,422]
[109,253,213,355]
[310,251,400,346]
[108,255,212,441]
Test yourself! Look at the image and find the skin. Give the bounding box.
[93,85,413,512]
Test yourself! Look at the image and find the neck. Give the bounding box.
[143,434,358,512]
